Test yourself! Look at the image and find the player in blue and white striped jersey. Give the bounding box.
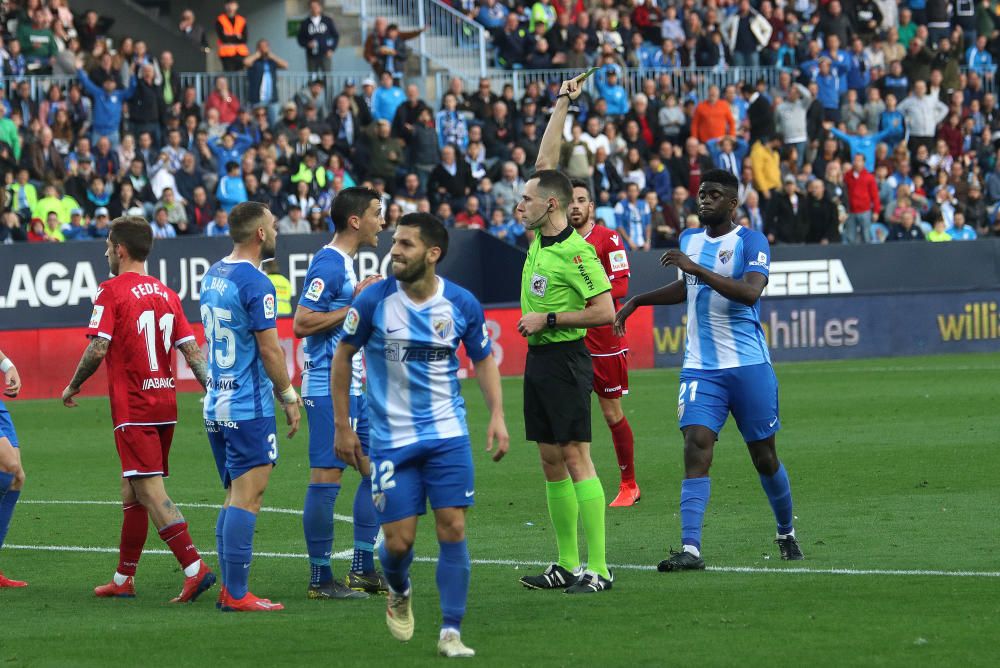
[293,187,385,600]
[614,169,803,572]
[333,213,509,658]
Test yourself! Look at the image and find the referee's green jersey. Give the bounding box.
[520,226,611,346]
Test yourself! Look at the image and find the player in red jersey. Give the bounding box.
[61,216,216,602]
[568,179,639,507]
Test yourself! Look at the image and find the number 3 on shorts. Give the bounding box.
[678,381,699,405]
[371,461,396,493]
[267,434,278,461]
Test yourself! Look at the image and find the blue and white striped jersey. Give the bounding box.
[200,258,277,421]
[298,245,364,397]
[679,226,771,370]
[341,276,491,450]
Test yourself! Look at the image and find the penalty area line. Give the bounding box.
[20,498,354,524]
[5,543,999,579]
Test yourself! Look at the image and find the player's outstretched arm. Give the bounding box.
[661,249,766,306]
[292,304,352,339]
[535,73,587,171]
[254,329,302,438]
[62,337,110,407]
[473,355,509,462]
[331,342,363,469]
[614,280,687,337]
[178,339,209,391]
[0,350,21,398]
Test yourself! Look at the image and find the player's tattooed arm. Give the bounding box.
[178,340,209,390]
[62,337,110,407]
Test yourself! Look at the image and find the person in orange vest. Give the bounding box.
[216,0,249,71]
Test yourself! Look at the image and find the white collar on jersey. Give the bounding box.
[222,255,264,270]
[701,224,742,242]
[323,243,356,262]
[396,275,445,310]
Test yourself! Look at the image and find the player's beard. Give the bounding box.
[568,209,587,229]
[261,236,277,263]
[392,254,428,283]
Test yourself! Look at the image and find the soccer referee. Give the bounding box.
[515,74,616,594]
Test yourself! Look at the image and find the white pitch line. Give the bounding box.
[20,499,353,524]
[5,544,999,579]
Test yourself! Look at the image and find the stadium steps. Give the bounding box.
[82,0,210,72]
[325,0,477,96]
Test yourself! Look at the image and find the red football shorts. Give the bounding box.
[591,352,629,399]
[114,424,175,478]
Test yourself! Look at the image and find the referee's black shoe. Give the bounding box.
[657,548,706,572]
[775,533,805,560]
[520,564,581,590]
[564,570,613,594]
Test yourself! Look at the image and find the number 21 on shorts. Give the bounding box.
[677,381,699,420]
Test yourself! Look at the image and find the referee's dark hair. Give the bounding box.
[399,212,449,262]
[700,168,739,193]
[534,169,573,210]
[109,215,153,262]
[569,178,593,202]
[331,186,382,232]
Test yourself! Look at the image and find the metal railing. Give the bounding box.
[359,0,488,78]
[2,71,374,108]
[438,66,813,104]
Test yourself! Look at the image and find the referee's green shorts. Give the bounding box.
[523,339,593,444]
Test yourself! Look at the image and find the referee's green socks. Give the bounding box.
[574,477,609,579]
[545,478,580,572]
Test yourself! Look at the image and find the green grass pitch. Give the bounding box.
[1,353,997,667]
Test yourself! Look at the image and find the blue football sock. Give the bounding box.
[680,477,711,550]
[0,489,20,550]
[351,476,378,574]
[223,506,257,600]
[0,470,13,497]
[303,482,340,584]
[378,542,413,595]
[215,506,227,586]
[437,539,470,632]
[759,462,795,535]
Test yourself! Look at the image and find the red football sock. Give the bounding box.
[118,503,149,576]
[158,521,201,570]
[610,417,636,484]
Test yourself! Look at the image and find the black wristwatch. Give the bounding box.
[546,312,557,329]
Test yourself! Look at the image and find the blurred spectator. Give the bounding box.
[363,17,424,77]
[178,9,208,50]
[843,154,881,243]
[691,86,736,144]
[297,0,339,73]
[372,71,405,123]
[278,205,310,234]
[887,209,925,241]
[206,209,231,236]
[723,0,773,68]
[216,0,249,71]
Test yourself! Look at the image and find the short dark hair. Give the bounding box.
[225,161,239,172]
[109,216,153,262]
[229,201,271,243]
[700,168,739,192]
[533,169,573,210]
[569,178,593,202]
[330,186,382,233]
[398,213,449,262]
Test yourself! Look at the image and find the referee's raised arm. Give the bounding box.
[534,72,590,171]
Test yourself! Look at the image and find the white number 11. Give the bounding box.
[137,310,175,372]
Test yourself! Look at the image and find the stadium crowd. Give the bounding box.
[2,0,1000,249]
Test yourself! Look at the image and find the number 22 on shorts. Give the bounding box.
[677,381,699,420]
[371,461,396,493]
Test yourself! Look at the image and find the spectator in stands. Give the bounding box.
[749,134,782,206]
[131,64,165,146]
[455,195,486,230]
[842,154,881,244]
[17,7,57,74]
[428,144,474,210]
[178,9,208,50]
[278,204,310,234]
[363,16,423,77]
[76,56,135,144]
[691,85,735,144]
[205,76,241,127]
[298,0,339,73]
[216,1,250,71]
[887,209,925,241]
[151,206,176,239]
[723,0,773,68]
[614,181,652,251]
[206,208,230,236]
[372,71,405,123]
[596,65,629,119]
